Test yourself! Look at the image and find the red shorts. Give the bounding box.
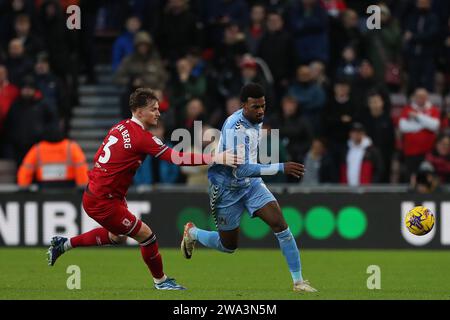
[82,191,142,237]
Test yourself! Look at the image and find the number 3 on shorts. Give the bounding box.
[99,135,119,164]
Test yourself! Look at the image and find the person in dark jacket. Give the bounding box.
[38,0,72,79]
[425,134,450,184]
[3,74,59,165]
[157,0,202,63]
[34,52,69,130]
[301,137,338,185]
[286,0,329,64]
[202,0,249,47]
[268,95,313,162]
[244,3,266,55]
[403,0,439,93]
[4,38,34,86]
[287,64,326,134]
[360,92,395,183]
[257,11,295,101]
[11,14,44,58]
[323,80,355,162]
[351,60,391,117]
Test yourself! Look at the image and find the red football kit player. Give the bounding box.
[47,88,239,290]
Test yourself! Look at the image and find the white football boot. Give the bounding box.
[181,222,197,259]
[293,280,318,293]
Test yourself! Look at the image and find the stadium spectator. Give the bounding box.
[168,57,207,112]
[320,0,347,18]
[441,16,450,88]
[287,65,326,134]
[365,4,402,89]
[209,95,241,129]
[186,47,207,79]
[3,74,59,165]
[202,0,249,47]
[360,92,396,183]
[38,0,72,80]
[410,161,441,193]
[17,125,88,189]
[179,98,207,133]
[4,38,34,86]
[309,60,328,88]
[323,80,355,159]
[221,54,274,107]
[157,0,202,63]
[0,65,19,134]
[77,0,101,84]
[268,95,313,162]
[339,122,383,186]
[127,0,161,36]
[335,46,360,83]
[286,0,329,64]
[351,60,391,117]
[257,11,295,100]
[12,14,43,58]
[329,9,363,72]
[34,52,68,128]
[0,0,36,45]
[245,3,266,55]
[425,134,450,183]
[213,22,248,75]
[134,122,180,186]
[180,124,216,186]
[111,16,141,71]
[260,122,289,184]
[115,31,168,90]
[301,137,338,185]
[403,0,439,93]
[399,88,441,180]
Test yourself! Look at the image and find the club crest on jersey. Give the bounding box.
[122,218,132,227]
[152,136,163,146]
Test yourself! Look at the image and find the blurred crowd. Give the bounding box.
[1,0,450,191]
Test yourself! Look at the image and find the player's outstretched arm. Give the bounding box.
[234,162,305,179]
[158,147,242,167]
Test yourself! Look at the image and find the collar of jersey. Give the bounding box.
[131,116,145,129]
[239,110,259,129]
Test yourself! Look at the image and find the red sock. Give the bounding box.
[70,227,113,248]
[140,234,164,280]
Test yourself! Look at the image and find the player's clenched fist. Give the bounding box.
[283,162,305,178]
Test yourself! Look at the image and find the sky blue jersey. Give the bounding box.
[208,109,284,189]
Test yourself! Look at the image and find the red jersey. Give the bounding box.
[88,117,211,199]
[399,105,440,156]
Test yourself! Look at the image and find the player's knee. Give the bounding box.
[132,222,153,243]
[219,240,238,253]
[271,220,288,233]
[109,233,127,245]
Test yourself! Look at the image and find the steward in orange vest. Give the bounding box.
[17,128,88,188]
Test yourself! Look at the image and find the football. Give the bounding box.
[405,206,435,236]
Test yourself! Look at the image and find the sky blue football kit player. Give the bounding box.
[181,83,317,292]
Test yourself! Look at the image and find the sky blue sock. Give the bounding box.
[275,228,303,283]
[190,227,234,253]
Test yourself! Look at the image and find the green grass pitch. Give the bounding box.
[1,248,449,300]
